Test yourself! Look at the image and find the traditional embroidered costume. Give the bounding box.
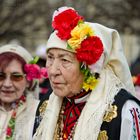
[33,7,140,140]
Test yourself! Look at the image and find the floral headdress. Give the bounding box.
[50,7,104,91]
[24,56,48,81]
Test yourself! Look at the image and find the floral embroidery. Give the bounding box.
[6,95,26,140]
[130,108,140,139]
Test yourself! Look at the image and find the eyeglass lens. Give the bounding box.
[0,72,25,82]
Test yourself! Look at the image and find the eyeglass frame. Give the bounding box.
[0,72,26,82]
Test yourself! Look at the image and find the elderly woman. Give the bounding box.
[34,7,140,140]
[0,44,47,140]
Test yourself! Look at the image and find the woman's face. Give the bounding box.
[46,48,84,97]
[0,59,28,105]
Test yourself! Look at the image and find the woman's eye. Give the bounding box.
[62,59,70,63]
[61,58,73,68]
[46,55,54,67]
[47,55,53,60]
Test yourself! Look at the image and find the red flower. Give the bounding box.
[24,64,41,81]
[6,127,12,136]
[52,9,83,40]
[76,36,104,65]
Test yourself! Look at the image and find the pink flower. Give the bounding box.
[40,67,48,78]
[24,64,48,81]
[24,64,41,81]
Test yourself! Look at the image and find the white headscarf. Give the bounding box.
[46,23,135,95]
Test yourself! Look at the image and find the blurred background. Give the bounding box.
[0,0,140,73]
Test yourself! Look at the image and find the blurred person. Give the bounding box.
[35,44,52,100]
[131,55,140,76]
[131,55,140,100]
[33,45,52,135]
[33,7,140,140]
[0,44,47,140]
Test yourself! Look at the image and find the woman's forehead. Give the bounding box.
[47,48,75,57]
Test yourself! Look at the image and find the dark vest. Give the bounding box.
[98,89,140,140]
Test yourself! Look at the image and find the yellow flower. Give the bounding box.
[83,76,98,91]
[68,23,94,50]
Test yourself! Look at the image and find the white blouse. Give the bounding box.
[120,100,140,140]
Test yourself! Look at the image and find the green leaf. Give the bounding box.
[67,43,73,50]
[29,56,39,64]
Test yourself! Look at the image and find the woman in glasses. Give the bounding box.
[0,44,47,140]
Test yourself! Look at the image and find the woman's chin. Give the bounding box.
[0,97,14,104]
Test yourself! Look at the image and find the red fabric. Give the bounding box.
[62,90,90,139]
[133,108,140,140]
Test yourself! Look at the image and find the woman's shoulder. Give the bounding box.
[115,89,140,105]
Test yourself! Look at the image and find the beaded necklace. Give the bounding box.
[55,100,78,140]
[55,90,90,140]
[5,95,26,140]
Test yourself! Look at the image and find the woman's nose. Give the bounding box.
[48,59,61,75]
[2,76,13,87]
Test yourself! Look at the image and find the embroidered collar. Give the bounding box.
[0,95,26,140]
[66,89,91,104]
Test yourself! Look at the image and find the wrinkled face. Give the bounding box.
[46,48,84,97]
[0,60,28,104]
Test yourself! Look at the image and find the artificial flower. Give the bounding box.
[68,23,94,50]
[24,64,48,81]
[24,64,41,81]
[83,76,98,91]
[24,56,48,81]
[40,67,48,79]
[52,9,83,40]
[76,36,103,65]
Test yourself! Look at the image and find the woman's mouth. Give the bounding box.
[1,90,14,94]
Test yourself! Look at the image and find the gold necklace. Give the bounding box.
[54,101,78,140]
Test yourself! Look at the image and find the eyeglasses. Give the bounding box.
[0,72,26,82]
